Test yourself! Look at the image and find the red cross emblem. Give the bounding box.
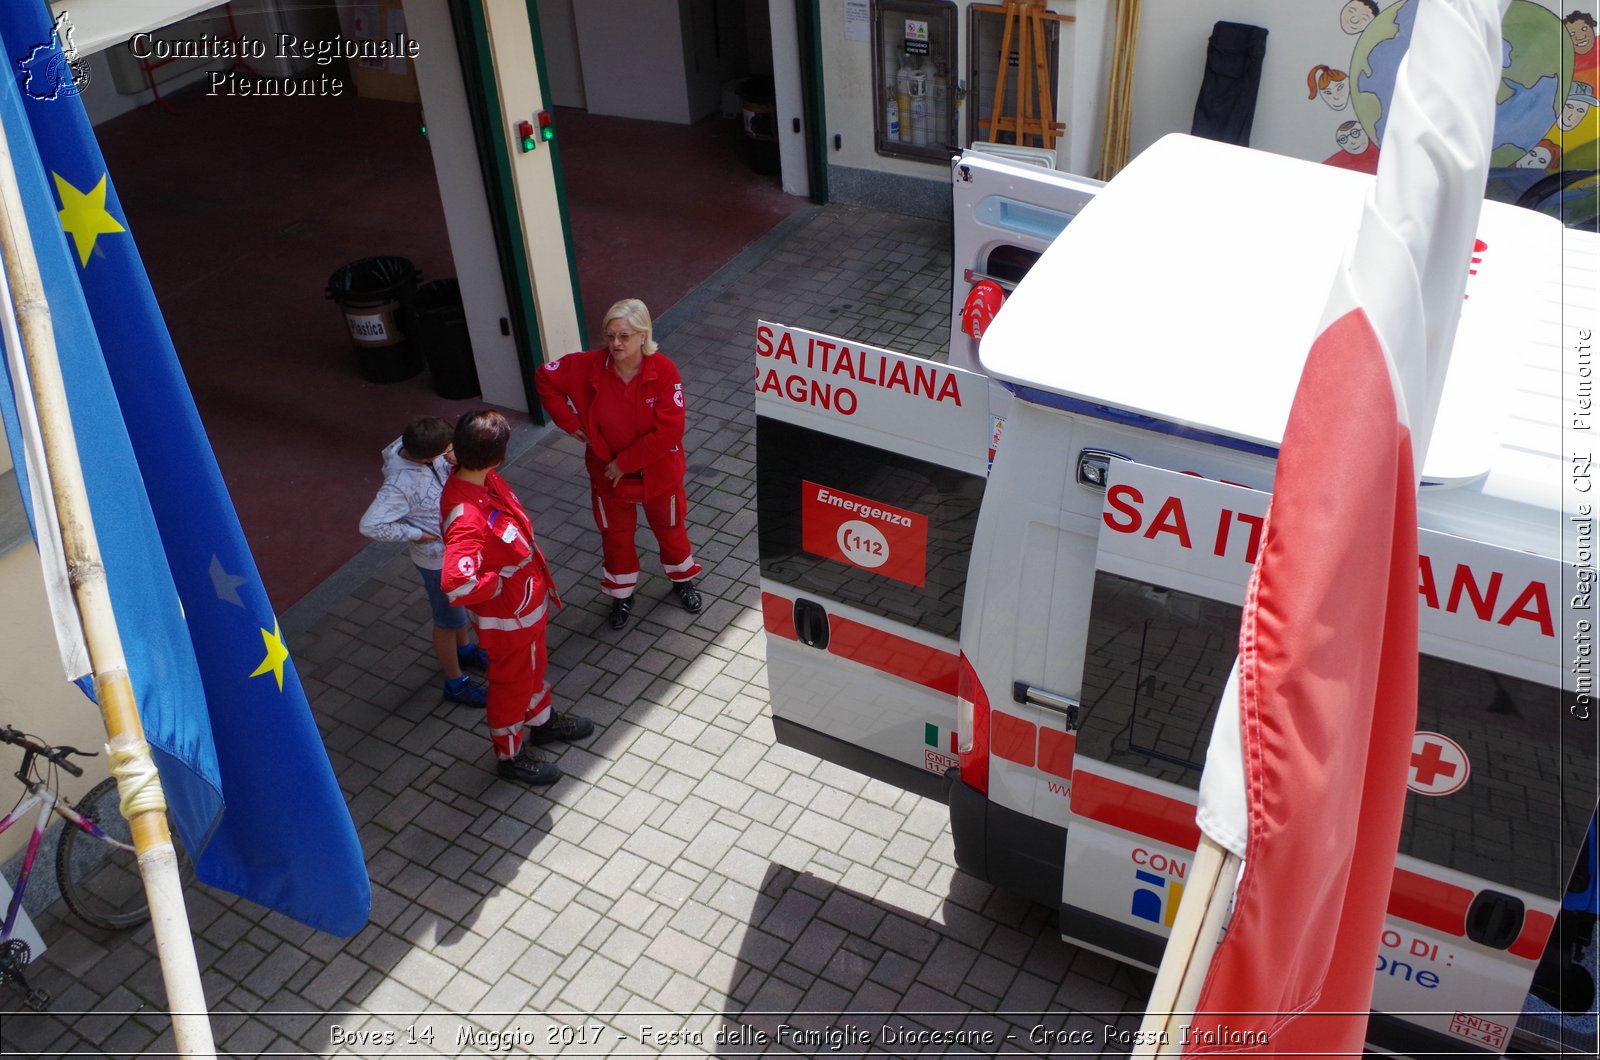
[1406,731,1470,796]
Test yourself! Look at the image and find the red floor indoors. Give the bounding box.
[96,88,802,609]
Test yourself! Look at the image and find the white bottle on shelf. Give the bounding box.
[909,59,930,146]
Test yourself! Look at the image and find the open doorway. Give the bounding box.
[84,11,468,609]
[534,0,806,338]
[74,0,810,608]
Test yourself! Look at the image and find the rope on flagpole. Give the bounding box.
[107,740,167,817]
[0,104,216,1060]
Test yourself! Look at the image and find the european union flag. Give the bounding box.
[0,2,368,936]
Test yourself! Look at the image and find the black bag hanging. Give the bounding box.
[1190,22,1269,146]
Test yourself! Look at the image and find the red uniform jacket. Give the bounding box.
[534,348,688,501]
[439,470,560,631]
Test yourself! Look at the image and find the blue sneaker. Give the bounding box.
[457,643,490,672]
[444,675,486,708]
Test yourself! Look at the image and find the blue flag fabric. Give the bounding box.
[0,3,369,936]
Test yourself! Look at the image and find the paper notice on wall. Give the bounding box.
[844,1,869,43]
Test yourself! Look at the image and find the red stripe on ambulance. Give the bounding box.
[991,711,1036,767]
[760,592,957,694]
[1508,909,1554,961]
[987,710,1075,778]
[1388,868,1474,936]
[1071,770,1203,852]
[1074,769,1544,950]
[762,592,798,641]
[828,615,958,694]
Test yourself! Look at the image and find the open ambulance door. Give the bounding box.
[755,322,991,799]
[948,152,1101,377]
[1061,459,1598,1056]
[1055,459,1250,970]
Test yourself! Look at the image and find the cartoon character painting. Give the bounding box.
[1312,1,1598,180]
[1323,119,1381,172]
[1568,11,1598,84]
[1340,0,1380,34]
[1308,65,1352,110]
[1514,138,1561,169]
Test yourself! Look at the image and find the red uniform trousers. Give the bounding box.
[478,616,553,759]
[593,480,702,599]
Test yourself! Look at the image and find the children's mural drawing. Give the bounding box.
[1308,1,1596,175]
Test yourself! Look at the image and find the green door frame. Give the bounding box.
[797,0,828,204]
[448,0,587,418]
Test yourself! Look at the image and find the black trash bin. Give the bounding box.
[738,75,780,177]
[409,279,480,400]
[325,256,423,383]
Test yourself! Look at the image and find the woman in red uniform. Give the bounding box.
[440,410,593,784]
[535,299,704,630]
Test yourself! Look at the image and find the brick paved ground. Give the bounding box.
[1,203,1151,1058]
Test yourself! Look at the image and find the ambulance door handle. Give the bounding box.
[793,598,830,650]
[1464,889,1524,950]
[1013,682,1079,731]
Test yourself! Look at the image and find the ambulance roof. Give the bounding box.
[979,134,1588,558]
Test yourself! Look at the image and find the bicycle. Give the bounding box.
[0,725,193,1009]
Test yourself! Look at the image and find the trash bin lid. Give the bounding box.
[326,256,417,300]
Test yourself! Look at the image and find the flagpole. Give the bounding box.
[0,112,215,1058]
[1134,834,1239,1057]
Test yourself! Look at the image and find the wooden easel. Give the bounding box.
[979,1,1067,149]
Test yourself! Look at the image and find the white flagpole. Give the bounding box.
[0,102,215,1058]
[1134,835,1237,1057]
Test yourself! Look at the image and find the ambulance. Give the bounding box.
[755,135,1598,1055]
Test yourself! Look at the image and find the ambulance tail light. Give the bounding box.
[957,652,990,794]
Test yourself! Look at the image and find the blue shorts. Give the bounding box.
[416,564,469,630]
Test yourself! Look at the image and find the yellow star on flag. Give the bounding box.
[54,172,125,267]
[249,621,290,692]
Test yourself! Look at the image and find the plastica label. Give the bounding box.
[801,480,927,587]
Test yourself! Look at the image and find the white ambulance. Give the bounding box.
[755,135,1597,1055]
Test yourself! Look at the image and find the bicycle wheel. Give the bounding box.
[56,777,194,930]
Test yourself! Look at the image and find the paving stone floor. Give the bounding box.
[0,203,1153,1058]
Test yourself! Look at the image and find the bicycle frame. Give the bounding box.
[0,780,129,944]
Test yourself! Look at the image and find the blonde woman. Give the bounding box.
[536,299,704,630]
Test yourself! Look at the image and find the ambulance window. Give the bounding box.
[1070,570,1598,900]
[1072,571,1240,790]
[756,417,983,640]
[984,244,1042,286]
[1404,657,1594,900]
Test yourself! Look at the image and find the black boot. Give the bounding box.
[673,581,703,613]
[525,712,595,745]
[608,596,634,630]
[496,746,561,785]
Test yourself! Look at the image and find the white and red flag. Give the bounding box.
[1184,0,1505,1052]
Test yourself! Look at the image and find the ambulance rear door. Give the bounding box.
[1062,459,1595,1056]
[755,321,991,799]
[948,152,1101,376]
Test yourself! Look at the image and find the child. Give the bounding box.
[360,416,489,706]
